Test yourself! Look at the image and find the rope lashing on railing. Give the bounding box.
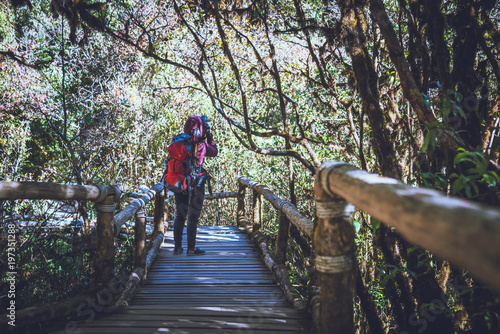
[95,184,122,204]
[315,197,355,274]
[246,179,260,188]
[319,161,349,197]
[315,254,353,274]
[278,199,290,211]
[96,204,115,213]
[96,184,111,203]
[131,198,146,208]
[315,200,354,219]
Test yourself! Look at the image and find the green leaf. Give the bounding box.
[381,267,402,287]
[454,152,472,166]
[465,184,472,198]
[370,218,382,232]
[407,247,417,256]
[492,172,500,183]
[457,106,467,120]
[470,182,479,196]
[422,130,435,153]
[451,178,464,194]
[353,220,361,233]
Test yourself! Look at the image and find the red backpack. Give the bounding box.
[163,130,208,194]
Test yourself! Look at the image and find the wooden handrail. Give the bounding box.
[7,164,499,333]
[204,191,238,200]
[314,161,500,333]
[107,232,164,311]
[235,177,312,310]
[0,180,166,332]
[0,181,103,201]
[237,177,314,237]
[317,161,500,290]
[113,182,164,236]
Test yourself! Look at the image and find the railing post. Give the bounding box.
[237,181,246,226]
[153,193,165,235]
[275,209,290,265]
[95,186,118,290]
[135,208,147,277]
[252,190,262,232]
[314,166,355,334]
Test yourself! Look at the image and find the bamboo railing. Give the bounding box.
[0,181,167,330]
[3,163,500,334]
[225,165,500,334]
[234,177,315,311]
[314,161,500,334]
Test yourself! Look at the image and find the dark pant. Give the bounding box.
[173,183,205,249]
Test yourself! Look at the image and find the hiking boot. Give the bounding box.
[173,247,183,255]
[187,247,206,255]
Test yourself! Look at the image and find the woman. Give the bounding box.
[172,115,218,255]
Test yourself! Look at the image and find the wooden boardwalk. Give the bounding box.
[56,226,311,333]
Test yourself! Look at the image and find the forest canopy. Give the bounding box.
[1,0,499,333]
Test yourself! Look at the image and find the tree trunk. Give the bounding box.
[374,226,416,332]
[423,0,452,91]
[355,261,385,334]
[451,0,482,148]
[406,248,455,334]
[334,0,402,179]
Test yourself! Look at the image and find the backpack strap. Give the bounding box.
[163,158,168,197]
[193,143,199,173]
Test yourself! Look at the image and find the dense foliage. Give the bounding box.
[1,0,499,333]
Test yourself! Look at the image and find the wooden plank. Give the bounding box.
[155,253,261,258]
[134,293,286,299]
[138,285,279,290]
[142,279,277,285]
[146,275,276,281]
[123,305,307,318]
[147,270,274,276]
[132,291,288,298]
[102,314,308,326]
[53,327,310,334]
[137,287,281,294]
[49,226,311,333]
[144,270,274,277]
[154,254,262,260]
[149,267,268,271]
[75,319,309,330]
[132,294,288,300]
[130,301,291,307]
[150,261,265,266]
[103,314,305,323]
[149,263,266,268]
